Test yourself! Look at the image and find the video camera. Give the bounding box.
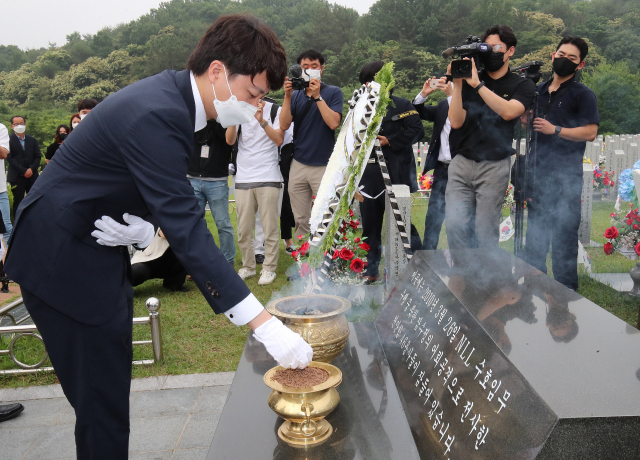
[289,65,321,91]
[441,36,491,78]
[511,61,544,84]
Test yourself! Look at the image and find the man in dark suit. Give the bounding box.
[7,116,41,216]
[5,15,312,459]
[357,61,424,283]
[413,75,465,250]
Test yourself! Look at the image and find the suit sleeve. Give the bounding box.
[119,107,251,314]
[386,101,425,152]
[6,139,27,176]
[413,102,437,122]
[31,140,42,170]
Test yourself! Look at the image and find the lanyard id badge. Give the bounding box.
[201,145,210,158]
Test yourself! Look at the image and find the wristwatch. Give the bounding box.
[554,125,562,136]
[475,81,485,93]
[314,96,323,103]
[260,119,268,129]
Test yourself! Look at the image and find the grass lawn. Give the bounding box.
[1,195,637,388]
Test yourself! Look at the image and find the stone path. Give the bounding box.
[590,272,634,292]
[0,372,234,460]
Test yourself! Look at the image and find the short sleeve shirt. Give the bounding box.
[534,76,599,176]
[455,70,536,161]
[291,84,343,166]
[0,124,8,193]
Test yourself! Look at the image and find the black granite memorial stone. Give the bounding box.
[375,249,640,460]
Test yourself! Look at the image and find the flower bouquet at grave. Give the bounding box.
[604,204,640,257]
[593,165,615,193]
[502,184,515,212]
[616,163,640,204]
[419,173,433,191]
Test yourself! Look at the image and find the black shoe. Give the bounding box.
[0,288,8,293]
[167,285,188,292]
[255,254,265,264]
[0,403,24,422]
[286,246,295,254]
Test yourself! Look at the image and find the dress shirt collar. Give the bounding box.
[190,71,207,133]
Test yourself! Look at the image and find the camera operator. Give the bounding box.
[447,25,535,249]
[280,50,343,239]
[524,37,599,291]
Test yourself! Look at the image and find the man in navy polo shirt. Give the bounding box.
[524,36,599,290]
[280,50,343,238]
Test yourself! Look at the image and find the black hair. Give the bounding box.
[10,116,25,124]
[556,36,589,62]
[77,98,98,111]
[359,60,384,85]
[187,14,287,92]
[55,124,71,143]
[481,25,517,49]
[296,50,325,66]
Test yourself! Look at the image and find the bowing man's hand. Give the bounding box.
[253,317,313,369]
[92,213,155,248]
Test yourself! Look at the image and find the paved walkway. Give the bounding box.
[0,372,234,460]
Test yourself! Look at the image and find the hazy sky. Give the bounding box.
[1,0,376,50]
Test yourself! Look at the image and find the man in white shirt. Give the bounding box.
[226,99,284,285]
[0,123,11,243]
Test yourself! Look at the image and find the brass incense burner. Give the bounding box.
[266,294,351,363]
[264,362,342,447]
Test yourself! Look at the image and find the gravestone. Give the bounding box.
[375,249,640,459]
[385,184,411,291]
[613,149,626,196]
[604,139,616,173]
[591,142,602,164]
[628,143,640,171]
[579,163,593,246]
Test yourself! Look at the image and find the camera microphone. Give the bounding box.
[289,64,303,78]
[442,48,455,59]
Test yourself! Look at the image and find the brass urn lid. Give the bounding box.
[266,294,351,320]
[264,362,342,394]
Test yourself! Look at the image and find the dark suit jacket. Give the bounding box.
[5,70,251,325]
[413,98,459,174]
[7,133,41,182]
[378,95,425,187]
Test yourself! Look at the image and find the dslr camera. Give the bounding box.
[512,61,544,84]
[442,36,491,78]
[289,64,321,91]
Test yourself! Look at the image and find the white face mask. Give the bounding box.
[305,69,322,82]
[13,124,25,134]
[79,113,87,120]
[72,122,80,129]
[212,65,258,128]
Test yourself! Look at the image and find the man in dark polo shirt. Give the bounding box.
[524,36,599,290]
[280,49,343,238]
[447,25,535,249]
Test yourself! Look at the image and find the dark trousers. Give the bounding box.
[423,162,449,250]
[22,287,134,459]
[524,173,583,290]
[10,176,34,216]
[360,163,421,277]
[280,144,295,241]
[131,248,187,290]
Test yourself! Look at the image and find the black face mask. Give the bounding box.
[58,133,68,141]
[552,57,579,77]
[480,51,506,72]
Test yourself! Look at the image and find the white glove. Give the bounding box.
[91,213,155,248]
[253,317,313,369]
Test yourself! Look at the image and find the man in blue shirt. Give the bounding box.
[280,50,343,238]
[524,36,599,290]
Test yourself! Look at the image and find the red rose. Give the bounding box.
[339,248,354,260]
[358,242,370,251]
[627,219,634,225]
[604,242,614,255]
[350,258,365,273]
[610,213,616,218]
[300,262,311,277]
[291,251,299,258]
[349,220,359,229]
[332,249,339,260]
[635,225,639,230]
[604,227,619,239]
[299,242,310,256]
[298,235,303,239]
[603,178,609,185]
[636,243,640,257]
[595,173,602,178]
[349,209,354,217]
[354,237,360,243]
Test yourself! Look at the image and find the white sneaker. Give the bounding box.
[238,268,256,280]
[258,270,277,285]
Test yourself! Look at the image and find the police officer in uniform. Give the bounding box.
[357,61,424,283]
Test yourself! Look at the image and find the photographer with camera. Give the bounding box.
[524,37,599,291]
[446,25,535,249]
[280,50,344,239]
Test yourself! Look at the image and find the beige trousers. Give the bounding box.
[288,159,326,238]
[235,186,281,272]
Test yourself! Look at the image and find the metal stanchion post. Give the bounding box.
[146,297,164,363]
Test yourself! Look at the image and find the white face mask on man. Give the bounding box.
[13,124,26,134]
[212,65,258,128]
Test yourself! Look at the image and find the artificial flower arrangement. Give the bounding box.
[502,184,515,211]
[593,165,615,193]
[291,208,369,284]
[604,203,640,257]
[419,173,433,191]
